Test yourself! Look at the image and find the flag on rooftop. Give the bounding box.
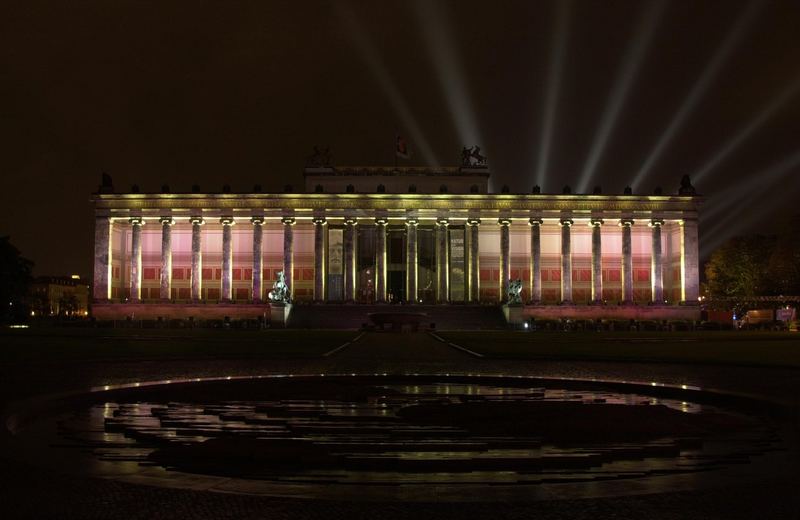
[396,135,410,159]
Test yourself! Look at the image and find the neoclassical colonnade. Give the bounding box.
[94,213,699,306]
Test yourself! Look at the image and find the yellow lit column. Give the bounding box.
[590,218,603,303]
[436,217,449,303]
[344,217,358,302]
[406,217,419,303]
[251,216,264,302]
[374,217,387,303]
[282,216,296,300]
[93,216,113,301]
[313,216,327,303]
[220,216,235,302]
[467,218,481,302]
[129,216,144,302]
[499,218,511,303]
[529,218,542,303]
[620,218,634,304]
[680,219,700,303]
[159,216,174,301]
[560,218,573,304]
[190,216,205,301]
[650,218,664,303]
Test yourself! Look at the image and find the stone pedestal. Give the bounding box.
[270,303,292,328]
[502,304,525,326]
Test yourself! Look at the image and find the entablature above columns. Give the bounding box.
[93,193,702,218]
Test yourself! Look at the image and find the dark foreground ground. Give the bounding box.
[1,328,799,519]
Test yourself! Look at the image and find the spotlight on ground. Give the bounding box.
[337,5,440,166]
[693,76,800,184]
[414,0,483,151]
[535,0,571,190]
[630,1,760,191]
[576,0,665,194]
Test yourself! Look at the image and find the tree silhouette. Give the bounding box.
[0,236,34,322]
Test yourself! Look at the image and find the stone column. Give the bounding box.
[374,217,388,303]
[560,218,573,304]
[129,217,144,302]
[529,218,542,303]
[190,216,204,301]
[591,219,603,303]
[93,216,113,301]
[436,218,449,303]
[313,217,327,302]
[680,219,700,303]
[220,216,235,302]
[406,217,418,303]
[621,218,634,304]
[343,217,357,302]
[499,218,511,303]
[251,216,264,302]
[467,218,480,302]
[282,216,295,299]
[159,217,174,301]
[651,218,664,303]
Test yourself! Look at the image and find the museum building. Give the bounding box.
[91,162,702,324]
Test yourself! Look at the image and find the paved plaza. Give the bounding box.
[1,329,798,519]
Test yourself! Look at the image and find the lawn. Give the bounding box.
[437,331,800,368]
[0,328,358,362]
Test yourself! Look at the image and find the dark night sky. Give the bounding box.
[1,0,799,277]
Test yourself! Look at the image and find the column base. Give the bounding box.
[559,300,574,306]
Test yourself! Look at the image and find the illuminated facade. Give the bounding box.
[91,166,701,322]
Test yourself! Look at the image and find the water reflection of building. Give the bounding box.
[30,275,90,317]
[90,164,701,322]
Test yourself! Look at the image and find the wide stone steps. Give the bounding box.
[286,304,507,330]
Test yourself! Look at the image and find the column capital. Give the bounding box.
[405,217,419,226]
[374,217,388,226]
[560,218,574,227]
[251,216,265,225]
[467,217,481,226]
[498,217,511,227]
[312,216,327,225]
[190,216,205,225]
[129,216,145,226]
[528,218,543,226]
[159,216,174,226]
[649,218,665,227]
[344,216,358,226]
[619,218,634,227]
[220,216,235,226]
[590,218,604,227]
[281,216,296,226]
[436,217,449,226]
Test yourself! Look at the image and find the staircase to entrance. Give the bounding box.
[286,304,507,330]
